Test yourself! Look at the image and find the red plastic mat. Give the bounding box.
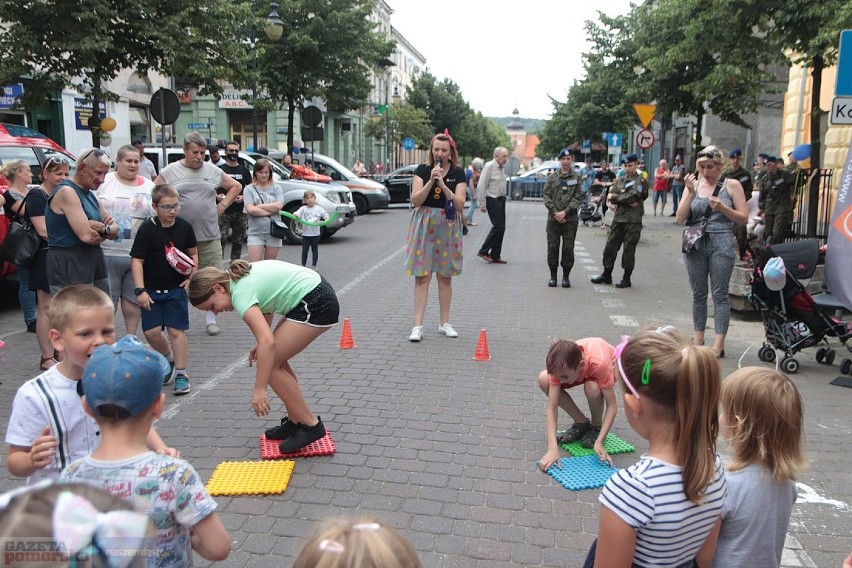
[260,429,336,459]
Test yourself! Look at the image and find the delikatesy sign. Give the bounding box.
[824,139,852,310]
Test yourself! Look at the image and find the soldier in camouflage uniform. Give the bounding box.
[722,148,754,259]
[758,156,794,245]
[591,154,648,288]
[543,148,586,288]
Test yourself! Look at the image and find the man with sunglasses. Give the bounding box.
[155,132,242,336]
[591,153,649,288]
[217,141,250,261]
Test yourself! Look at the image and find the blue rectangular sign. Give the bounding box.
[0,83,24,109]
[187,122,208,129]
[837,30,852,96]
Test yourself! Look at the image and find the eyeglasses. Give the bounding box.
[697,149,720,160]
[77,147,110,163]
[614,336,642,399]
[156,202,182,212]
[44,156,70,168]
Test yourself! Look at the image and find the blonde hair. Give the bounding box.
[721,367,806,482]
[292,517,422,568]
[0,160,29,183]
[50,285,113,332]
[0,482,155,568]
[619,328,720,502]
[188,260,252,306]
[151,183,179,204]
[696,145,725,166]
[303,189,316,203]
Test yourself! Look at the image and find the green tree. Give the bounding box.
[363,103,433,149]
[456,112,510,160]
[0,0,253,146]
[406,72,471,136]
[254,0,394,154]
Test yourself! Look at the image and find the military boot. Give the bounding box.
[615,271,632,288]
[562,270,571,288]
[548,267,558,288]
[591,269,612,285]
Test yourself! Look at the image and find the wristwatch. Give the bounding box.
[134,287,146,296]
[101,224,111,237]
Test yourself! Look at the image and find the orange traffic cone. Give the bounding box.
[473,328,491,361]
[338,317,356,349]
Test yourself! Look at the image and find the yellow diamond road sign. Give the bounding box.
[633,104,656,129]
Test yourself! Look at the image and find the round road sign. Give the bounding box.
[636,128,655,150]
[402,137,415,151]
[150,88,181,125]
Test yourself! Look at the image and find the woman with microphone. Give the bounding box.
[404,131,467,342]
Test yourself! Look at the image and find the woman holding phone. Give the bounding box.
[404,131,467,342]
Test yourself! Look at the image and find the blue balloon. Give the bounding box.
[791,143,810,161]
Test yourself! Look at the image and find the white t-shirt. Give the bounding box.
[294,204,329,237]
[599,454,727,567]
[5,366,100,484]
[158,161,224,241]
[97,172,155,254]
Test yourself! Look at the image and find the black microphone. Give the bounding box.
[436,157,443,167]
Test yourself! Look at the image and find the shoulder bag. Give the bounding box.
[0,193,40,267]
[681,181,722,253]
[250,184,289,239]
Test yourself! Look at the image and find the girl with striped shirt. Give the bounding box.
[585,328,727,568]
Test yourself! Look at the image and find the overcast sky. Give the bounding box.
[388,0,636,120]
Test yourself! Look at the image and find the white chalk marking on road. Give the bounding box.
[161,356,248,420]
[602,299,624,308]
[610,315,639,327]
[337,245,406,297]
[580,258,596,264]
[576,251,591,257]
[161,245,407,420]
[796,483,850,510]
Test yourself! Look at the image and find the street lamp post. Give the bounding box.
[251,1,284,151]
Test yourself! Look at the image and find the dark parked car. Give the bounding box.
[379,164,417,203]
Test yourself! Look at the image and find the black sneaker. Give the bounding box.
[278,418,325,453]
[163,362,175,385]
[556,421,591,444]
[265,416,298,440]
[580,425,601,449]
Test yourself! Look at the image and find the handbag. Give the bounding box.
[445,195,456,225]
[250,185,289,239]
[681,181,722,253]
[0,193,40,267]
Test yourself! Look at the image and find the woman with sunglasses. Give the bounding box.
[1,160,38,333]
[96,144,155,335]
[404,131,467,342]
[676,146,747,357]
[24,157,72,369]
[45,148,117,295]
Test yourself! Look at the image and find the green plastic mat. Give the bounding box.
[559,432,635,457]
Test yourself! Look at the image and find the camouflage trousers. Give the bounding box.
[546,216,579,272]
[602,222,642,273]
[219,212,247,260]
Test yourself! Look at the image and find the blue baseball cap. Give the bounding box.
[558,147,574,159]
[82,335,169,418]
[624,153,639,163]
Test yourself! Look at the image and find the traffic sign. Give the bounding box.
[581,139,592,152]
[633,103,656,128]
[402,136,416,151]
[608,133,622,148]
[187,122,208,129]
[837,31,852,96]
[830,97,852,124]
[150,88,180,125]
[636,128,655,149]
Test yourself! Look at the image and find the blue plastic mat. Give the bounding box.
[544,455,619,491]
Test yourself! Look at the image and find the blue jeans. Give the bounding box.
[16,265,37,325]
[672,184,684,213]
[466,189,477,223]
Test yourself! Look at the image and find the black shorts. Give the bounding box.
[284,276,339,327]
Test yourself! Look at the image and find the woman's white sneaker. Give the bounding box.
[408,326,423,342]
[438,323,458,338]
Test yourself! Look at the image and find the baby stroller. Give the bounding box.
[749,239,852,374]
[579,186,606,227]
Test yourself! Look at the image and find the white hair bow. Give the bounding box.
[52,491,151,568]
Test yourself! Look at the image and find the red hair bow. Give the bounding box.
[435,128,456,149]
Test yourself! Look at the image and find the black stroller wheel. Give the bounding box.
[758,345,776,363]
[825,349,836,366]
[816,347,827,363]
[840,358,852,375]
[782,357,800,374]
